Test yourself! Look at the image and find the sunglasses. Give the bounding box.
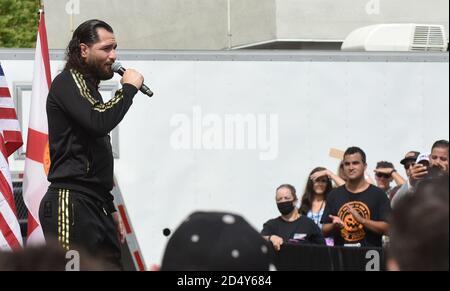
[313,178,329,184]
[376,173,391,179]
[404,162,415,170]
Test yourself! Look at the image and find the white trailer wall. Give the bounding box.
[1,50,448,267]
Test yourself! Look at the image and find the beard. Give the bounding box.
[86,57,114,81]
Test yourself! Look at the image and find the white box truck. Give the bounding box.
[1,49,448,268]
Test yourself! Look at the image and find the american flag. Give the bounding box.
[0,62,24,251]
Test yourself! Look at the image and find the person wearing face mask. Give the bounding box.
[261,184,325,251]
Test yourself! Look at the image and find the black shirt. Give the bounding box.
[261,215,325,245]
[321,184,391,247]
[46,69,138,210]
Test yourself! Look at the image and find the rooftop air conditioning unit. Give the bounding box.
[341,24,448,52]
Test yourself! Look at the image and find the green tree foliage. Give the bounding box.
[0,0,40,48]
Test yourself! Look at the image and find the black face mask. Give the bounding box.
[277,201,295,216]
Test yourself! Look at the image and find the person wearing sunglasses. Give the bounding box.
[391,151,420,207]
[392,141,449,208]
[374,161,406,200]
[400,151,420,175]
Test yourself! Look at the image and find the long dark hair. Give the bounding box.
[299,167,333,215]
[64,19,113,73]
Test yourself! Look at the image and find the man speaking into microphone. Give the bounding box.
[39,19,144,269]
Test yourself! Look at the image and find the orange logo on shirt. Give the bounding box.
[43,142,51,176]
[338,201,371,242]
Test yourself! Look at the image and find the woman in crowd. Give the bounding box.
[261,184,325,251]
[299,167,345,246]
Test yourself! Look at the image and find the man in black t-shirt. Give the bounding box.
[321,147,391,247]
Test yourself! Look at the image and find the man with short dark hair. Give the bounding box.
[39,19,144,268]
[410,140,449,186]
[321,147,391,247]
[429,140,449,172]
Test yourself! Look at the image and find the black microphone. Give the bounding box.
[111,62,153,97]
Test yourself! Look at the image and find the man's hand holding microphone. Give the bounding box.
[121,69,144,90]
[112,62,153,97]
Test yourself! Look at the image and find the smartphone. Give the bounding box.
[418,160,430,169]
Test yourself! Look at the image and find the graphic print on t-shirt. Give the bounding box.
[337,201,371,242]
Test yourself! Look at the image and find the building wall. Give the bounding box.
[230,0,276,48]
[276,0,449,41]
[43,0,276,50]
[43,0,449,49]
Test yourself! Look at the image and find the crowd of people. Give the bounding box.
[1,140,448,271]
[158,139,448,271]
[261,140,448,271]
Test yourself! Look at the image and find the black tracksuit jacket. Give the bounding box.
[46,69,138,212]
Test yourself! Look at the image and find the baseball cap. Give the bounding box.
[400,151,420,165]
[416,152,431,164]
[160,211,276,271]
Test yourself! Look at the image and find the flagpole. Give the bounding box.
[39,0,44,14]
[38,0,44,25]
[23,0,52,246]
